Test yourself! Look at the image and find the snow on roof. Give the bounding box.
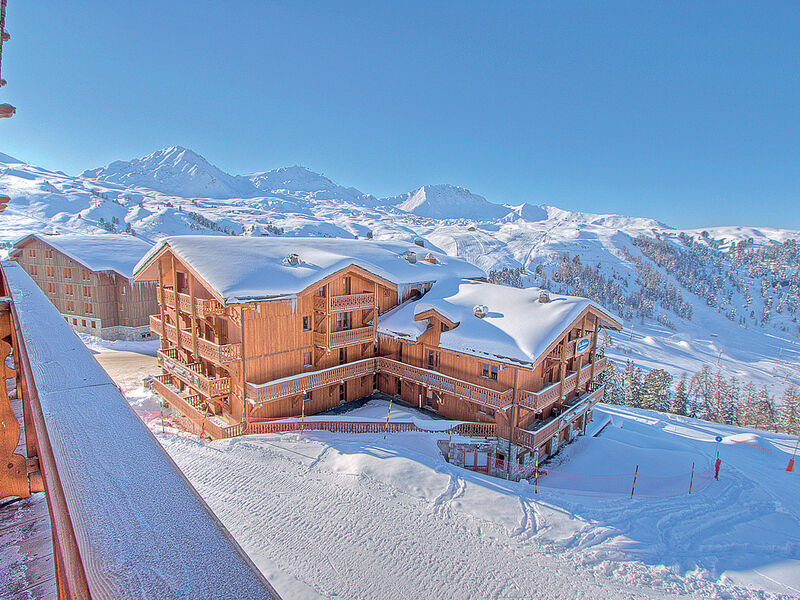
[15,234,154,279]
[378,279,621,365]
[135,235,486,303]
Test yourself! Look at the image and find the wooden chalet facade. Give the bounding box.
[134,236,622,462]
[11,234,158,340]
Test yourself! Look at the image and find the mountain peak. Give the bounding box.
[247,165,369,203]
[391,184,512,220]
[81,146,254,199]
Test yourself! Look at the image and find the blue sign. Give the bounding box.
[575,336,591,355]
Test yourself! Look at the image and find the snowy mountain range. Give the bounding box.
[1,146,799,395]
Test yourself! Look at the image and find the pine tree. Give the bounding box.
[779,385,800,435]
[754,386,777,432]
[671,373,688,416]
[737,381,759,427]
[641,369,672,412]
[722,377,740,426]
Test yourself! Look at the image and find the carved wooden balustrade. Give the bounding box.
[0,261,280,599]
[313,324,376,350]
[150,314,241,363]
[515,385,605,450]
[313,292,375,313]
[158,346,231,397]
[160,286,225,317]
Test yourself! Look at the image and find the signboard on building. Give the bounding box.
[575,335,592,356]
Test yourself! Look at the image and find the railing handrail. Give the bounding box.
[1,261,280,599]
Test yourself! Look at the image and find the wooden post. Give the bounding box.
[630,464,639,499]
[171,255,182,353]
[0,303,29,499]
[574,315,587,395]
[558,338,567,403]
[688,462,694,494]
[588,316,599,389]
[157,259,167,349]
[189,272,199,360]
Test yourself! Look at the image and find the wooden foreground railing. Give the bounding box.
[0,261,280,600]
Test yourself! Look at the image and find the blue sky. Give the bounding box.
[1,1,798,228]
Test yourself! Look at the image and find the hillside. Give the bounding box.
[1,146,799,401]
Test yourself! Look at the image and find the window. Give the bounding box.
[120,287,126,295]
[479,407,496,418]
[303,351,312,367]
[119,303,124,311]
[83,286,91,297]
[84,303,93,314]
[44,249,53,259]
[122,319,128,326]
[339,383,346,403]
[47,282,56,294]
[65,284,73,295]
[28,248,35,257]
[45,266,55,277]
[29,265,38,276]
[481,363,499,381]
[318,286,325,297]
[91,321,96,328]
[427,350,440,369]
[81,319,86,327]
[66,300,75,312]
[82,269,91,281]
[302,316,311,332]
[64,268,72,279]
[342,276,351,295]
[441,322,449,332]
[339,347,347,365]
[337,312,350,330]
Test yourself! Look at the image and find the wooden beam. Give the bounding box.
[189,272,199,359]
[0,303,29,500]
[157,258,167,350]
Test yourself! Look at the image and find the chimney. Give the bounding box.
[401,251,417,264]
[286,253,300,266]
[473,304,488,319]
[423,253,437,264]
[414,238,425,247]
[539,291,550,303]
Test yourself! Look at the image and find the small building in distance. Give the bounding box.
[134,235,622,462]
[11,233,157,340]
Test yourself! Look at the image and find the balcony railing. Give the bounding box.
[377,357,513,409]
[518,356,607,411]
[158,347,231,397]
[0,260,280,599]
[150,315,241,363]
[151,374,242,440]
[161,287,225,318]
[516,385,605,450]
[313,292,375,313]
[313,325,376,349]
[247,357,378,404]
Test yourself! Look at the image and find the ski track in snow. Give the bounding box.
[152,410,799,600]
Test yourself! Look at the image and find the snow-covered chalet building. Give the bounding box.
[133,236,622,461]
[11,234,157,340]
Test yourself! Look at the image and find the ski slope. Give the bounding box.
[151,399,800,600]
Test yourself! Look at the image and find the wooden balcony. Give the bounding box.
[0,260,279,599]
[313,325,376,350]
[150,315,241,364]
[516,385,605,450]
[161,287,225,318]
[157,347,231,397]
[247,357,378,404]
[377,357,513,410]
[313,292,375,313]
[151,374,242,440]
[518,356,607,411]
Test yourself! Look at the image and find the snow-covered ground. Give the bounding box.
[148,399,800,599]
[94,341,800,600]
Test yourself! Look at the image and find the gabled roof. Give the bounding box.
[12,234,154,279]
[133,236,486,304]
[378,279,622,366]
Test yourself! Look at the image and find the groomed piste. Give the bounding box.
[146,398,800,600]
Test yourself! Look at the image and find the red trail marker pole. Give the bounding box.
[787,439,799,472]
